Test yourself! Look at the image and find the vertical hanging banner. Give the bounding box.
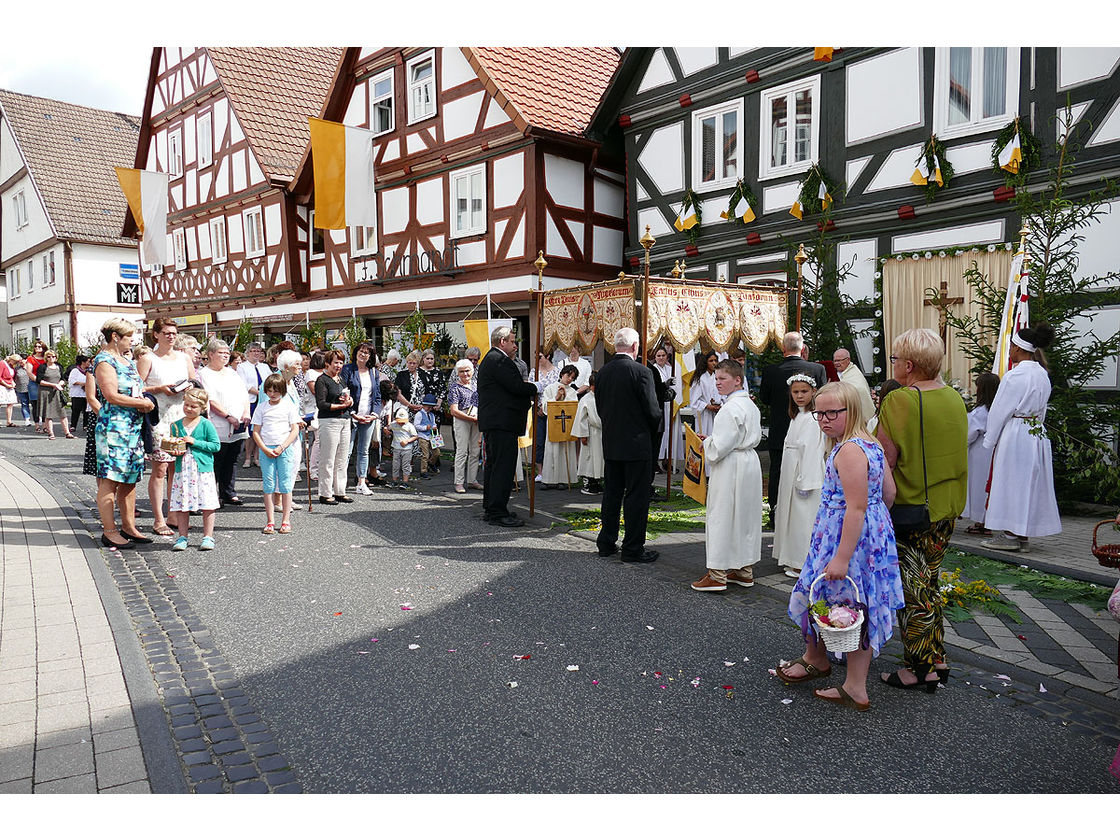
[682,423,707,505]
[115,168,168,266]
[547,400,579,442]
[308,118,377,229]
[464,318,512,351]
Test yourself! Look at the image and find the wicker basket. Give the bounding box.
[159,436,187,457]
[1091,520,1120,569]
[809,574,865,653]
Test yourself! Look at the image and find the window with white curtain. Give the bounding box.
[168,128,183,177]
[197,112,213,168]
[934,47,1019,138]
[407,51,436,124]
[173,229,187,270]
[351,225,377,256]
[370,69,394,136]
[244,208,265,257]
[210,217,228,264]
[759,76,820,179]
[12,191,28,228]
[450,164,485,238]
[692,99,743,191]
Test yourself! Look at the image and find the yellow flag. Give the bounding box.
[813,48,834,62]
[818,180,832,211]
[910,157,930,186]
[308,118,377,230]
[789,200,803,221]
[115,167,168,265]
[998,132,1022,173]
[740,203,756,224]
[722,193,755,224]
[674,202,698,231]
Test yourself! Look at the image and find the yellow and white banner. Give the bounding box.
[992,252,1028,378]
[115,167,168,266]
[463,318,513,351]
[998,133,1022,174]
[308,118,377,230]
[682,423,707,505]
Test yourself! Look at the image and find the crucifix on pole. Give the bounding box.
[924,279,965,345]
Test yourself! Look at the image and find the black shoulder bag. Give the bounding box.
[889,386,931,535]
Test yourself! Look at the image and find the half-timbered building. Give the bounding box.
[283,47,626,350]
[127,47,343,333]
[1,89,142,347]
[588,47,1120,393]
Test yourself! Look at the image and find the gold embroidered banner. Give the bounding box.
[541,283,635,354]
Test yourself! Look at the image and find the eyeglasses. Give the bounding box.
[811,408,847,421]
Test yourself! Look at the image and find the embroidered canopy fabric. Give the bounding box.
[539,279,787,354]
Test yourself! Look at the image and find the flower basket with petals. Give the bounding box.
[809,574,865,653]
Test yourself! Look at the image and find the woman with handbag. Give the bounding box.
[875,328,968,691]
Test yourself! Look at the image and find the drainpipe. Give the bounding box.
[63,241,77,341]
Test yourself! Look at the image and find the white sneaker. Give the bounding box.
[358,483,374,495]
[290,502,303,511]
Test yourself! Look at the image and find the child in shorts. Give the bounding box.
[252,373,301,534]
[390,407,418,488]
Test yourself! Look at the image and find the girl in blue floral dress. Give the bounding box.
[776,381,904,711]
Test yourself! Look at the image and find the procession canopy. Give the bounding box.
[539,275,787,355]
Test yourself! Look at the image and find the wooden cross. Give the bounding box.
[556,409,573,434]
[924,279,964,345]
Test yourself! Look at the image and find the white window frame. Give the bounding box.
[933,47,1020,140]
[173,229,187,270]
[168,128,183,178]
[351,225,377,257]
[309,211,325,260]
[197,112,213,168]
[9,266,19,297]
[209,216,228,265]
[48,323,64,346]
[12,191,28,228]
[369,68,395,137]
[406,50,437,125]
[243,208,265,258]
[449,163,486,239]
[148,262,163,277]
[26,259,33,292]
[759,74,821,180]
[691,98,745,192]
[42,252,54,286]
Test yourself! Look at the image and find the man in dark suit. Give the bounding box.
[595,328,662,563]
[759,331,827,511]
[477,326,538,527]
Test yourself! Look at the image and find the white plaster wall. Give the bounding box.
[1,173,52,263]
[637,123,684,194]
[232,149,247,193]
[945,140,996,175]
[846,48,922,145]
[1070,307,1120,388]
[837,239,877,302]
[226,213,244,254]
[637,206,671,238]
[344,82,366,127]
[229,111,245,144]
[382,139,400,163]
[1058,48,1120,89]
[73,243,142,308]
[441,47,475,90]
[381,186,409,235]
[506,216,525,259]
[483,99,510,130]
[1089,98,1120,147]
[492,152,524,208]
[891,220,1004,252]
[443,91,483,142]
[0,117,24,183]
[846,156,871,188]
[547,215,570,258]
[415,177,443,226]
[406,132,426,156]
[865,143,925,193]
[1052,198,1120,290]
[637,49,674,94]
[762,180,800,215]
[567,221,584,257]
[593,178,624,219]
[675,48,719,77]
[544,154,584,210]
[7,245,63,319]
[213,98,229,152]
[265,204,282,247]
[456,240,486,266]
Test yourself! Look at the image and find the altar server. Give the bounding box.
[572,372,604,495]
[541,364,579,488]
[688,351,723,439]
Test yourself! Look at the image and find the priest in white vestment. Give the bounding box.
[690,360,763,592]
[833,348,875,425]
[772,386,828,577]
[541,365,579,487]
[571,375,604,494]
[981,329,1061,549]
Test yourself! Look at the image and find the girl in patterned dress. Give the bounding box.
[775,381,905,712]
[168,388,221,551]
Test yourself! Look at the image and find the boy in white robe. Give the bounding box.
[962,372,999,533]
[772,373,828,578]
[691,359,763,592]
[540,364,579,488]
[571,372,604,495]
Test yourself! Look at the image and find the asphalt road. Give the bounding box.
[4,428,1117,793]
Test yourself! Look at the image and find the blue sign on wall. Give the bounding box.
[119,264,139,279]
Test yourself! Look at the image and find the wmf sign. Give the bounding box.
[118,264,142,305]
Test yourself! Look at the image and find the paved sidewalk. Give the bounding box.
[0,452,184,794]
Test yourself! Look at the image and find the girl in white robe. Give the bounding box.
[962,372,1000,532]
[772,374,828,577]
[689,351,723,444]
[691,360,763,592]
[653,347,674,461]
[541,366,579,488]
[982,325,1062,549]
[571,373,604,494]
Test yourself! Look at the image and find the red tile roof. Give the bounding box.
[206,47,344,181]
[0,88,140,246]
[468,48,621,136]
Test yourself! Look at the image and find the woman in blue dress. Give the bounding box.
[775,381,904,711]
[94,318,155,550]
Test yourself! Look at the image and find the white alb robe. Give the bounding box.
[839,363,876,428]
[772,408,828,570]
[541,380,578,486]
[654,362,673,459]
[962,405,993,523]
[570,394,604,479]
[702,390,763,569]
[982,361,1061,536]
[689,371,723,438]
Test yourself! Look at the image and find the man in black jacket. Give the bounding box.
[758,331,828,511]
[477,326,538,527]
[594,328,662,563]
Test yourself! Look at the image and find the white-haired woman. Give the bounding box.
[276,348,307,494]
[197,339,251,506]
[137,317,197,536]
[448,358,481,493]
[380,348,402,381]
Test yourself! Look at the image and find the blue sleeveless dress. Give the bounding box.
[787,437,904,656]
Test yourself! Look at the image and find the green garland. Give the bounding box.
[794,165,842,220]
[914,135,955,203]
[878,241,1019,263]
[990,117,1042,187]
[721,179,758,226]
[676,188,703,245]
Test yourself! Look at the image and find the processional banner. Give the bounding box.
[541,283,636,354]
[682,423,707,505]
[645,284,787,354]
[546,400,579,443]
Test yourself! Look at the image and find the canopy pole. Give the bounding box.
[530,252,547,518]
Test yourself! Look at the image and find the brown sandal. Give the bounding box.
[776,656,832,684]
[813,686,871,712]
[151,524,174,536]
[964,523,992,536]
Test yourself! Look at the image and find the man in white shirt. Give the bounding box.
[566,346,593,397]
[237,343,273,468]
[833,348,876,425]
